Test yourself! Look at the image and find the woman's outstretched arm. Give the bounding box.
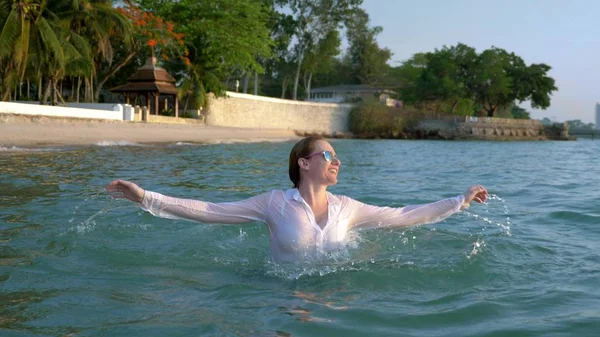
[106,180,272,224]
[346,185,488,230]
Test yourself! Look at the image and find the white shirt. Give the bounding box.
[141,189,465,261]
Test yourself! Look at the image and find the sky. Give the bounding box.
[361,0,600,123]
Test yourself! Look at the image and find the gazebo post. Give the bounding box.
[146,93,151,113]
[174,95,179,118]
[125,93,130,105]
[154,93,159,115]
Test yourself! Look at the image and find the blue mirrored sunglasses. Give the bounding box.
[303,150,338,162]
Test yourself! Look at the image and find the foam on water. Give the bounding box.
[95,140,143,147]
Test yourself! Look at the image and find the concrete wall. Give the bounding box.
[0,102,131,120]
[205,91,353,133]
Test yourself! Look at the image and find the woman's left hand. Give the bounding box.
[463,185,488,206]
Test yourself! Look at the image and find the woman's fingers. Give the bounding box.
[105,179,125,191]
[464,185,488,204]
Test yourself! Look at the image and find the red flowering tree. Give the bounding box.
[95,3,187,101]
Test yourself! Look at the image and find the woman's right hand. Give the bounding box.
[106,179,145,203]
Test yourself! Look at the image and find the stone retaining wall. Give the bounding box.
[416,117,567,140]
[205,92,353,134]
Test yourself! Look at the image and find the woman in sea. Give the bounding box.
[106,135,488,261]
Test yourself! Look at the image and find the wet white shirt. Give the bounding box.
[140,189,465,261]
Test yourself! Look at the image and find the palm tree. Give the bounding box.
[0,0,73,102]
[0,0,132,103]
[58,0,132,102]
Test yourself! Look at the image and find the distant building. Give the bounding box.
[596,103,600,130]
[307,84,401,107]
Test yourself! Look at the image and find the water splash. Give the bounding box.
[67,194,138,234]
[467,238,486,259]
[463,193,511,236]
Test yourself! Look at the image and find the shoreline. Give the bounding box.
[0,114,299,147]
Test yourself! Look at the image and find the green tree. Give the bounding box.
[0,0,98,104]
[396,53,428,105]
[263,10,298,98]
[346,8,391,85]
[417,44,476,112]
[510,105,531,119]
[0,0,66,100]
[467,47,557,117]
[302,28,341,98]
[64,0,132,102]
[283,0,362,100]
[140,0,273,107]
[566,119,595,131]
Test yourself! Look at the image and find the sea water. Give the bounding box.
[1,139,599,336]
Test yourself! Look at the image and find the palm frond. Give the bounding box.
[68,31,91,58]
[0,9,20,60]
[65,56,93,77]
[37,17,65,68]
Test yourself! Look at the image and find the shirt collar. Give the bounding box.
[285,188,341,207]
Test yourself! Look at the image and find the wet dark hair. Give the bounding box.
[288,135,325,188]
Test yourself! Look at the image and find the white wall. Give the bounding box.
[0,102,131,120]
[16,101,120,111]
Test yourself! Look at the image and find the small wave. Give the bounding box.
[208,138,297,145]
[0,146,65,152]
[549,211,600,222]
[95,140,142,147]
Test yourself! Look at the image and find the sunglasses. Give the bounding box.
[303,150,338,162]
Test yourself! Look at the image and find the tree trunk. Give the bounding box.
[76,76,81,102]
[292,46,304,100]
[292,62,301,100]
[38,76,42,101]
[14,85,17,101]
[84,78,91,102]
[71,79,75,101]
[27,79,30,99]
[90,74,94,102]
[41,78,52,105]
[52,79,58,106]
[451,100,458,114]
[281,77,289,99]
[1,88,10,101]
[54,79,66,105]
[306,72,312,100]
[242,73,249,93]
[95,52,136,102]
[254,71,258,95]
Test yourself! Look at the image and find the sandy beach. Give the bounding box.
[0,114,299,147]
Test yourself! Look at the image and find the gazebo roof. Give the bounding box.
[110,57,178,95]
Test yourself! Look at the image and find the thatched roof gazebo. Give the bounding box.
[110,56,179,117]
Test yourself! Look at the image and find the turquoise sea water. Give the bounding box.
[1,139,599,336]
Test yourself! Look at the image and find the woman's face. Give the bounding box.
[300,140,341,186]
